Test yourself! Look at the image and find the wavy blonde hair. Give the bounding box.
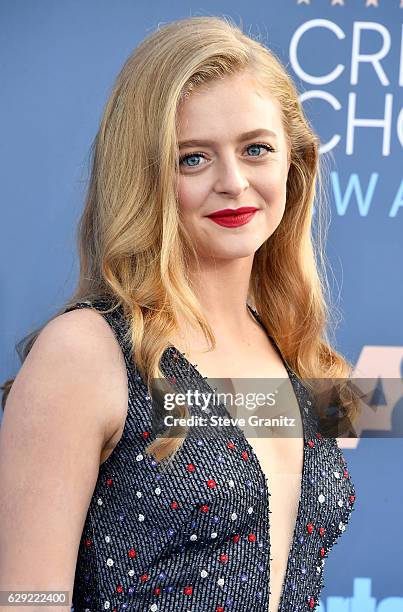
[1,15,360,463]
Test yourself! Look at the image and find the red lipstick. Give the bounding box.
[206,206,259,228]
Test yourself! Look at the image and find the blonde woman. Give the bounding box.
[0,16,358,612]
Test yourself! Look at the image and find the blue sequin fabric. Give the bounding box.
[65,298,356,612]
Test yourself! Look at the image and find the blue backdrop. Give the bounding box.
[1,1,402,609]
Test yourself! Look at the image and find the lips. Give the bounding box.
[206,207,259,228]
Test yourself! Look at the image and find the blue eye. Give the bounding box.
[179,152,206,167]
[246,143,272,156]
[178,142,275,168]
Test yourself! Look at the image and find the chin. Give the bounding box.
[199,243,262,261]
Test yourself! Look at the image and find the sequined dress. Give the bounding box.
[65,298,356,612]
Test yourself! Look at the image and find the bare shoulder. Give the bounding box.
[10,306,128,452]
[51,306,128,442]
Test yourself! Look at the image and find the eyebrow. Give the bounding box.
[178,128,278,149]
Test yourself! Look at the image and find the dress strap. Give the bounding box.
[247,303,283,358]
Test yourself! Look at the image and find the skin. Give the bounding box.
[175,70,291,345]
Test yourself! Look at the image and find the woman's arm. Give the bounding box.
[0,309,128,610]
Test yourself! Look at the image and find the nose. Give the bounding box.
[213,156,249,197]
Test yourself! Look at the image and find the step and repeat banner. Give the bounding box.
[1,1,402,610]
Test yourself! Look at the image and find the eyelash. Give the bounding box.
[178,143,276,167]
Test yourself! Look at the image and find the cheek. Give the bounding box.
[177,177,207,215]
[259,173,287,203]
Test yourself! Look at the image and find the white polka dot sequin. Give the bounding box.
[200,569,208,578]
[231,512,237,521]
[217,578,224,586]
[104,603,110,610]
[136,491,142,498]
[210,532,218,539]
[337,499,344,507]
[128,569,135,577]
[339,521,346,532]
[228,479,235,488]
[150,605,158,611]
[333,471,340,479]
[318,493,325,503]
[105,535,111,543]
[190,534,197,541]
[106,558,114,567]
[247,506,253,514]
[136,454,144,462]
[138,514,145,522]
[155,487,161,495]
[97,498,103,506]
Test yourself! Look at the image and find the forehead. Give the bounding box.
[176,72,285,141]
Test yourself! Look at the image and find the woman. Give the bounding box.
[0,15,358,612]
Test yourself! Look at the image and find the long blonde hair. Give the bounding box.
[1,16,360,462]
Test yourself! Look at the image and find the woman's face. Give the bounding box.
[176,71,291,263]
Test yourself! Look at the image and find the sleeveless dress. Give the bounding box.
[64,298,356,612]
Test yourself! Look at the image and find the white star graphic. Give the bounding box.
[331,0,345,5]
[365,0,379,6]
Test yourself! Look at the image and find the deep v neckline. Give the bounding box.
[166,303,308,612]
